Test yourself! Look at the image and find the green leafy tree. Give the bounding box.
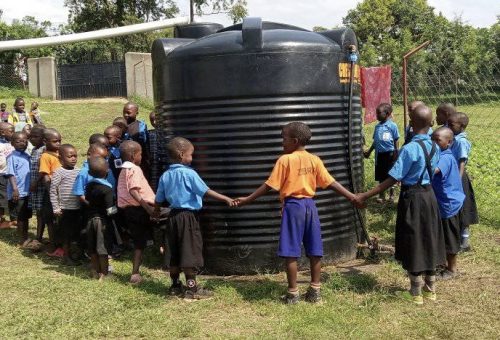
[193,0,248,24]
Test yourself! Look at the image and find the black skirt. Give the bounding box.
[460,170,479,227]
[441,211,462,255]
[395,185,446,272]
[375,151,395,182]
[166,209,204,268]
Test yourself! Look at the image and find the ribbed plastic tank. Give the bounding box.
[152,18,364,275]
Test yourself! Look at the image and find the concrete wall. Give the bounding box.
[27,57,57,99]
[125,52,153,100]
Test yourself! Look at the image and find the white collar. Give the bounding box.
[121,161,135,169]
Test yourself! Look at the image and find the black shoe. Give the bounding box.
[281,292,300,305]
[168,284,185,297]
[184,287,214,300]
[304,287,321,303]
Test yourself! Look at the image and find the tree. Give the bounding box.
[193,0,247,24]
[0,16,53,64]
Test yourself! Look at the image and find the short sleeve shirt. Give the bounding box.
[39,151,61,177]
[72,160,116,196]
[389,134,439,186]
[431,149,465,218]
[117,161,155,208]
[6,150,31,199]
[450,132,470,164]
[265,150,335,202]
[156,164,209,210]
[373,120,400,153]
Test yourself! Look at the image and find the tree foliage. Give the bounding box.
[193,0,248,24]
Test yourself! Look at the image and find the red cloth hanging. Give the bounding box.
[360,66,392,124]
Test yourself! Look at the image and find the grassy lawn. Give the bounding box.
[0,90,499,338]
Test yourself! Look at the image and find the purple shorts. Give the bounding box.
[278,197,323,258]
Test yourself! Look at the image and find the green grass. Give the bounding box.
[0,93,499,338]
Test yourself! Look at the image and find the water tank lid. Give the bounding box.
[169,17,340,59]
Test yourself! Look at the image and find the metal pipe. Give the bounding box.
[0,17,190,52]
[402,40,430,133]
[346,45,371,249]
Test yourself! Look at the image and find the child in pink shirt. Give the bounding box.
[117,140,155,284]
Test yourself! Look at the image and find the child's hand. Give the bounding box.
[392,150,399,161]
[224,198,237,207]
[234,197,250,207]
[353,193,367,209]
[12,189,19,201]
[363,150,371,159]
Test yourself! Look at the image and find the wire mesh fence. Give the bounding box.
[0,63,28,90]
[370,49,500,226]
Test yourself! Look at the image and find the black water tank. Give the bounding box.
[152,18,363,275]
[174,22,224,39]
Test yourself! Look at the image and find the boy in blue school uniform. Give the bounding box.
[448,112,478,252]
[364,103,400,202]
[6,132,32,246]
[435,103,456,128]
[122,102,150,181]
[431,127,465,280]
[358,105,446,305]
[404,100,433,145]
[154,137,234,300]
[104,125,123,181]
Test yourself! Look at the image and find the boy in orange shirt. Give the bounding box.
[236,122,362,304]
[38,128,62,256]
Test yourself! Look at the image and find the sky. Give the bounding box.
[1,0,498,30]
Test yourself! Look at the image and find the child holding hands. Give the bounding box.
[357,106,446,305]
[236,122,362,304]
[117,141,155,284]
[154,137,234,300]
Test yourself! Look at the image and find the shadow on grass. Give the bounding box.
[365,199,398,239]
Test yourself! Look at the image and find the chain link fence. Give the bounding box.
[384,50,500,226]
[0,63,28,90]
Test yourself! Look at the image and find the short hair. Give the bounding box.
[283,122,312,146]
[113,117,128,126]
[14,97,24,106]
[43,128,60,139]
[376,103,393,115]
[88,143,108,156]
[12,131,27,140]
[0,122,13,131]
[88,156,108,179]
[104,125,122,135]
[167,137,193,161]
[408,100,425,113]
[0,103,6,108]
[433,126,454,141]
[89,133,107,145]
[124,102,138,111]
[119,140,141,161]
[59,144,76,155]
[436,103,456,117]
[456,112,469,128]
[30,125,46,135]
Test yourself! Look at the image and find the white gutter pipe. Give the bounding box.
[0,16,190,52]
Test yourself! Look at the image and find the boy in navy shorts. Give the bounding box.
[358,105,446,305]
[364,103,400,202]
[431,127,465,280]
[154,137,234,300]
[236,122,362,304]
